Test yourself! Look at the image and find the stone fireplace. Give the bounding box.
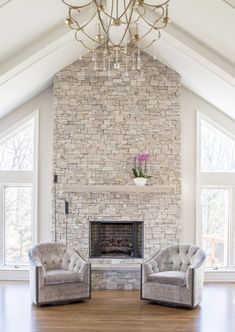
[90,221,143,258]
[52,51,181,289]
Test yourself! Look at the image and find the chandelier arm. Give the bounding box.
[139,37,159,50]
[105,0,115,48]
[124,0,134,41]
[94,0,115,47]
[97,0,132,22]
[116,0,118,18]
[70,10,98,31]
[134,10,163,43]
[75,34,94,51]
[137,7,165,25]
[68,21,80,30]
[68,8,81,30]
[136,7,167,31]
[136,20,161,42]
[62,0,94,10]
[78,27,102,45]
[105,1,114,48]
[130,13,142,24]
[135,4,146,17]
[118,0,135,47]
[144,0,170,9]
[118,0,133,20]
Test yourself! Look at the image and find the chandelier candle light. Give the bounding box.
[132,153,151,186]
[62,0,170,73]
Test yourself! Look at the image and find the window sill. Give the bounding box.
[205,269,235,272]
[0,266,29,270]
[0,267,29,280]
[204,269,235,282]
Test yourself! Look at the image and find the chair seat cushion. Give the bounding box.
[148,271,186,287]
[44,269,83,285]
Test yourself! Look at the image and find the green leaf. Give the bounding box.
[132,168,139,178]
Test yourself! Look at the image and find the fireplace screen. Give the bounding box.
[89,221,143,258]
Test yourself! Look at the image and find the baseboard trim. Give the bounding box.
[0,269,29,280]
[204,270,235,282]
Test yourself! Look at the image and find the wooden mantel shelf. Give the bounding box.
[62,184,173,193]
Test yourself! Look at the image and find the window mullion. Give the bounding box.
[0,171,33,184]
[228,188,235,269]
[0,184,3,267]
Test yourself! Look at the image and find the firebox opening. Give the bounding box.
[89,221,143,258]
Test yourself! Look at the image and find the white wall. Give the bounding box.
[1,84,233,246]
[181,87,235,244]
[0,87,53,242]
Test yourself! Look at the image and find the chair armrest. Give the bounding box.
[189,248,206,269]
[79,262,91,284]
[28,251,45,285]
[142,263,156,283]
[185,266,194,289]
[185,265,205,306]
[186,248,206,288]
[186,264,205,290]
[28,253,43,268]
[185,249,206,289]
[28,251,45,305]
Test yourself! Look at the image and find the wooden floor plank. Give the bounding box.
[0,282,235,332]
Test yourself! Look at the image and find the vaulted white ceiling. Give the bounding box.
[0,0,235,119]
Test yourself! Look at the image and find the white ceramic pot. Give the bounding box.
[134,177,147,186]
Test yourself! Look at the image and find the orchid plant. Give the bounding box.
[132,153,151,179]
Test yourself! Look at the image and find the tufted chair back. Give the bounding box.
[148,244,204,273]
[29,242,86,273]
[30,243,66,271]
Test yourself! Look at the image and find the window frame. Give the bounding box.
[0,110,38,269]
[196,111,235,271]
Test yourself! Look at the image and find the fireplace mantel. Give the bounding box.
[62,184,174,193]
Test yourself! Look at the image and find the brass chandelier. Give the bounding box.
[62,0,170,73]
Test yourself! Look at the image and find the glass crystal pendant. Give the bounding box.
[114,62,120,70]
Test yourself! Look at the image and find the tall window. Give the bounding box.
[0,112,38,268]
[197,113,235,270]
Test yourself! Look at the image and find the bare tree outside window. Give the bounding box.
[201,119,235,172]
[201,188,228,268]
[0,119,34,171]
[4,186,32,266]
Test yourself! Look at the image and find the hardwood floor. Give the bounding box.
[0,282,235,332]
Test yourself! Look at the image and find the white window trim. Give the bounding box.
[196,110,235,274]
[0,110,39,271]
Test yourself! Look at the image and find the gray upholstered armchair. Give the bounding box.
[141,244,206,308]
[28,243,91,306]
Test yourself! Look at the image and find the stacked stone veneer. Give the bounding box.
[53,51,181,289]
